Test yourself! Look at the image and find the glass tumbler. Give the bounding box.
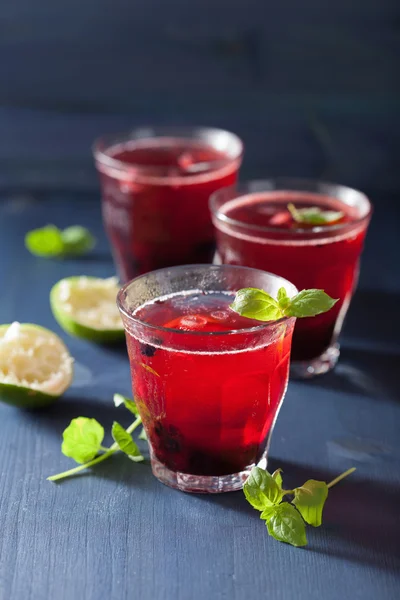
[117,264,297,493]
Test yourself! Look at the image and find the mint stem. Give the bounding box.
[47,416,142,482]
[327,467,356,489]
[282,467,356,496]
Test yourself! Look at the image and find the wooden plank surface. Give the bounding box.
[0,192,399,600]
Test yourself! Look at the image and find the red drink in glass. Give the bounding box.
[93,127,243,282]
[211,180,372,377]
[117,265,297,493]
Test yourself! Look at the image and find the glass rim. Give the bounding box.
[92,125,243,183]
[116,264,298,337]
[210,177,372,235]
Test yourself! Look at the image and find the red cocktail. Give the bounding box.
[117,265,297,493]
[211,180,371,377]
[93,127,243,282]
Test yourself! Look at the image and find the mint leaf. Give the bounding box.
[284,289,338,318]
[277,287,290,311]
[112,422,144,462]
[268,504,307,547]
[25,225,64,257]
[138,427,148,441]
[61,417,104,464]
[61,226,96,255]
[114,393,139,416]
[288,203,343,225]
[260,506,276,521]
[25,224,95,258]
[231,287,337,322]
[272,468,283,489]
[242,465,355,548]
[230,288,283,322]
[293,480,329,527]
[266,503,307,547]
[244,466,282,510]
[47,391,146,482]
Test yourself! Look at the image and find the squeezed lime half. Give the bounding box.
[50,276,125,343]
[0,323,74,408]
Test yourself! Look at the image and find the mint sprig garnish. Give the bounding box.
[25,224,95,257]
[47,393,146,482]
[244,466,355,547]
[230,287,337,321]
[288,203,344,225]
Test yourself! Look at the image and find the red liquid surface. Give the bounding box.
[97,139,240,282]
[213,192,370,361]
[125,292,294,476]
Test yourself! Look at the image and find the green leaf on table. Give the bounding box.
[243,466,283,510]
[284,289,338,318]
[61,226,96,255]
[25,225,65,257]
[25,224,95,258]
[293,480,329,527]
[288,203,344,225]
[242,464,355,548]
[266,503,307,547]
[272,468,283,489]
[111,422,144,462]
[260,506,276,521]
[61,417,104,464]
[113,393,140,416]
[230,288,283,322]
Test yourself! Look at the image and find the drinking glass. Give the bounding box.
[210,179,372,378]
[93,127,243,282]
[117,264,297,493]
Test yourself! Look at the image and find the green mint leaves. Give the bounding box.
[61,417,105,464]
[111,421,144,462]
[47,394,147,482]
[244,466,283,510]
[287,289,338,318]
[266,503,307,547]
[114,393,140,416]
[243,466,355,547]
[59,226,96,255]
[230,287,337,322]
[229,288,283,321]
[25,224,95,258]
[288,203,344,225]
[293,480,328,527]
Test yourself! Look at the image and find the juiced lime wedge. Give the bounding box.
[0,323,74,408]
[50,276,125,343]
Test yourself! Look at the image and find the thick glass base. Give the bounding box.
[151,453,268,494]
[290,343,340,379]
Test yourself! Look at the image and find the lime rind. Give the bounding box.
[0,382,60,409]
[50,276,125,343]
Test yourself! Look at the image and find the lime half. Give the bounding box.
[50,276,125,343]
[0,323,74,408]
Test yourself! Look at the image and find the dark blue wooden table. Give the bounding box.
[0,189,399,600]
